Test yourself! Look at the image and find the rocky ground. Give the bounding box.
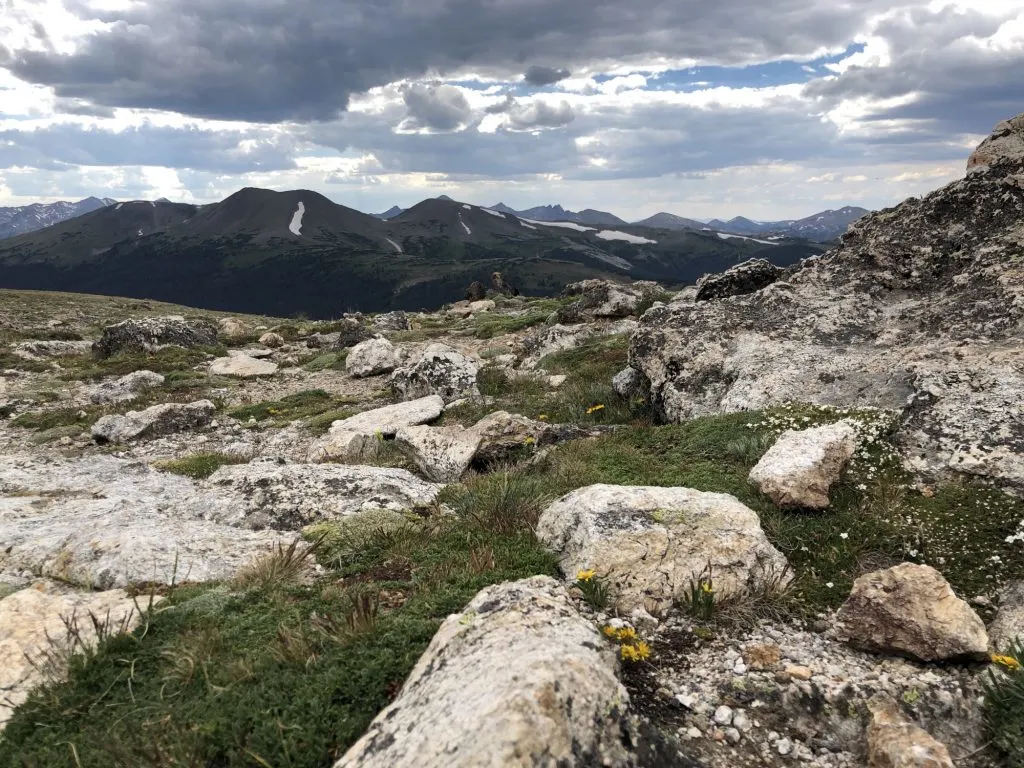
[0,115,1023,768]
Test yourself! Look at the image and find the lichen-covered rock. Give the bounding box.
[988,580,1024,651]
[209,354,278,377]
[612,366,647,399]
[0,453,287,588]
[334,576,636,768]
[866,696,954,768]
[694,258,787,302]
[836,563,989,662]
[92,316,218,358]
[394,424,481,482]
[91,400,215,443]
[345,337,400,378]
[469,299,495,313]
[88,370,165,405]
[258,331,284,348]
[207,460,443,530]
[12,340,92,359]
[218,317,250,340]
[967,113,1024,170]
[308,395,444,462]
[329,319,374,350]
[557,279,659,323]
[537,484,790,616]
[520,320,637,369]
[630,114,1024,494]
[0,582,153,728]
[391,343,479,403]
[372,311,410,332]
[748,421,858,508]
[470,410,553,466]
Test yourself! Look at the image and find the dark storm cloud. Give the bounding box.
[1,0,897,122]
[0,122,298,173]
[523,65,571,86]
[401,83,472,131]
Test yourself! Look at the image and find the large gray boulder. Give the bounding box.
[329,319,374,350]
[470,410,553,466]
[558,279,661,323]
[372,311,410,332]
[694,258,787,302]
[88,370,165,405]
[335,576,635,768]
[394,424,482,482]
[968,113,1024,169]
[0,453,287,589]
[537,484,790,616]
[345,337,400,378]
[748,421,858,509]
[91,400,215,443]
[630,114,1024,494]
[206,461,443,530]
[835,563,989,662]
[92,316,218,358]
[308,395,444,462]
[391,343,480,403]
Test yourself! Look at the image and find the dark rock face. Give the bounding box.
[694,259,787,302]
[329,319,374,350]
[490,271,518,296]
[630,113,1024,493]
[92,316,218,358]
[465,281,487,301]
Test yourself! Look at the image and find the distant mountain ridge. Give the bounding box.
[0,187,827,316]
[0,197,117,239]
[704,207,870,241]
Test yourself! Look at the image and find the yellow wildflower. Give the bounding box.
[620,644,640,662]
[576,569,596,582]
[586,404,606,415]
[633,641,651,661]
[603,626,617,637]
[615,627,638,642]
[538,414,549,421]
[991,653,1023,672]
[701,581,714,594]
[524,436,536,445]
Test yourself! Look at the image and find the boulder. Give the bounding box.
[470,410,553,466]
[987,580,1024,651]
[465,280,487,302]
[12,340,92,359]
[92,316,218,358]
[335,576,634,768]
[967,113,1024,170]
[345,337,400,378]
[557,279,659,323]
[308,395,445,462]
[258,331,285,348]
[468,299,496,313]
[209,354,278,377]
[330,319,374,350]
[630,115,1024,494]
[91,400,215,444]
[207,461,443,530]
[520,320,637,369]
[748,421,859,509]
[536,484,790,616]
[391,343,480,403]
[0,582,152,728]
[612,366,646,399]
[218,317,250,340]
[0,453,288,589]
[835,563,989,662]
[866,695,954,768]
[372,311,410,332]
[694,258,787,302]
[88,370,165,405]
[394,425,482,482]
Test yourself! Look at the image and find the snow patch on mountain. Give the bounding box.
[520,218,594,232]
[386,237,403,253]
[288,202,305,237]
[595,230,656,244]
[459,214,471,236]
[716,232,778,245]
[481,208,504,218]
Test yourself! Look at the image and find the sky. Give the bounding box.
[0,0,1022,221]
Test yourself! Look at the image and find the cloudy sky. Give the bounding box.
[1,0,1022,220]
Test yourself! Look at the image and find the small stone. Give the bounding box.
[786,665,813,681]
[743,643,782,671]
[733,712,753,732]
[713,705,734,726]
[686,727,702,740]
[725,727,741,745]
[776,738,794,756]
[258,332,285,348]
[733,659,748,675]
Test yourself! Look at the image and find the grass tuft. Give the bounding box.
[154,452,247,480]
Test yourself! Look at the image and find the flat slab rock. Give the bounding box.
[835,563,989,662]
[335,576,635,768]
[0,453,287,589]
[748,421,859,509]
[0,581,154,729]
[91,399,215,444]
[206,460,444,530]
[209,354,278,377]
[537,484,790,616]
[308,395,444,462]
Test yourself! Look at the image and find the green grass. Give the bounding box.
[155,452,247,479]
[10,406,104,431]
[983,639,1024,764]
[58,345,227,381]
[227,390,359,428]
[0,470,557,768]
[470,305,555,339]
[302,350,348,372]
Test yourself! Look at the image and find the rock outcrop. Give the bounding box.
[308,395,444,461]
[988,580,1024,651]
[558,279,660,323]
[91,400,215,443]
[330,319,374,350]
[12,340,92,359]
[209,354,278,377]
[694,258,787,302]
[630,114,1024,493]
[372,310,410,332]
[835,563,989,662]
[334,576,635,768]
[345,337,400,378]
[92,316,218,358]
[218,317,250,340]
[88,370,165,405]
[967,113,1024,169]
[391,343,480,403]
[866,696,954,768]
[536,484,790,615]
[258,331,284,348]
[393,424,482,482]
[748,421,858,508]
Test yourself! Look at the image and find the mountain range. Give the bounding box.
[0,187,828,316]
[0,197,117,239]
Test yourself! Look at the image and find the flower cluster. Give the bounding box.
[586,404,605,415]
[602,623,651,662]
[991,653,1023,672]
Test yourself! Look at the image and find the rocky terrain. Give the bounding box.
[0,115,1022,767]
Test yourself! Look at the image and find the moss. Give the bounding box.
[59,345,226,381]
[11,406,104,431]
[227,390,359,427]
[302,350,348,371]
[154,452,246,479]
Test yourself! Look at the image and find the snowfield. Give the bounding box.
[520,218,594,232]
[288,202,305,237]
[458,214,471,236]
[716,232,778,246]
[481,208,504,218]
[595,230,657,244]
[386,237,403,253]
